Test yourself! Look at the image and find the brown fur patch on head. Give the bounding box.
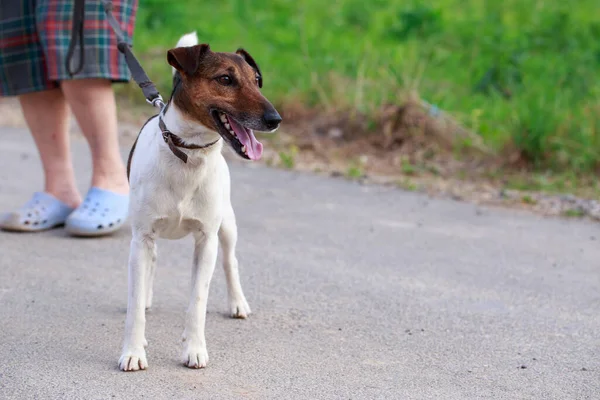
[167,44,274,131]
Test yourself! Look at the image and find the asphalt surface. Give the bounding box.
[0,126,598,400]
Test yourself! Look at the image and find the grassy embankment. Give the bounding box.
[116,0,600,196]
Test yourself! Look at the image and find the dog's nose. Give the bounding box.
[263,109,282,130]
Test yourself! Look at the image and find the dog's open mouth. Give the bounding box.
[211,111,263,160]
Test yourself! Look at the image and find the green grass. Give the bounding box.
[520,195,537,205]
[563,208,586,218]
[123,0,600,173]
[346,164,364,179]
[278,145,298,169]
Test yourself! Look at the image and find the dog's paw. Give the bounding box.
[182,344,209,369]
[230,296,252,319]
[119,348,148,372]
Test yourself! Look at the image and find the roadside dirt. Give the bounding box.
[1,96,598,222]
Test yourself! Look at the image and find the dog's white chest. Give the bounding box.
[153,216,203,240]
[150,191,218,239]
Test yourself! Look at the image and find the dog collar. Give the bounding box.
[158,117,220,163]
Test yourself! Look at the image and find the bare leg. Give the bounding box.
[181,232,219,369]
[60,79,128,194]
[218,208,251,318]
[18,89,81,208]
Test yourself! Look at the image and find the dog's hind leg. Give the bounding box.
[119,233,153,371]
[218,208,251,319]
[181,230,219,369]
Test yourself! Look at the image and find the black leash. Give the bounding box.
[65,0,86,76]
[65,0,220,163]
[65,0,163,107]
[101,0,164,108]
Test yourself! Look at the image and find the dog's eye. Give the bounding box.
[217,75,232,86]
[255,75,261,85]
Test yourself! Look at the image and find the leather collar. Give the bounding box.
[158,117,220,163]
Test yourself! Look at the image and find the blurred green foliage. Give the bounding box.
[124,0,600,172]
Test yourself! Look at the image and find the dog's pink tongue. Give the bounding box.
[227,117,263,160]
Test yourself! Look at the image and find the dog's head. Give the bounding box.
[167,44,281,161]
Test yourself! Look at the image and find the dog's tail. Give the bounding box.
[172,31,198,76]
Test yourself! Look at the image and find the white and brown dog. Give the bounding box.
[118,32,281,371]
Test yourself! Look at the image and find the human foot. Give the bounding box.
[0,192,74,232]
[91,171,129,196]
[64,187,129,237]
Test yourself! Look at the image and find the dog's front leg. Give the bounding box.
[119,233,154,371]
[181,231,219,369]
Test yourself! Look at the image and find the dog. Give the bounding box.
[118,31,281,371]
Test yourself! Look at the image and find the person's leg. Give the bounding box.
[57,78,130,237]
[0,0,81,231]
[31,0,137,235]
[18,89,81,208]
[0,88,83,232]
[60,78,129,195]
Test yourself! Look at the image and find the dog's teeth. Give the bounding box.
[224,123,230,129]
[241,145,246,153]
[220,114,227,123]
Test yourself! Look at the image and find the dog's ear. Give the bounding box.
[167,44,210,76]
[236,48,263,88]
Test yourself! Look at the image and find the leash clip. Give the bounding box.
[148,96,165,110]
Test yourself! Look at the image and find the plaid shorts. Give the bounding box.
[0,0,138,97]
